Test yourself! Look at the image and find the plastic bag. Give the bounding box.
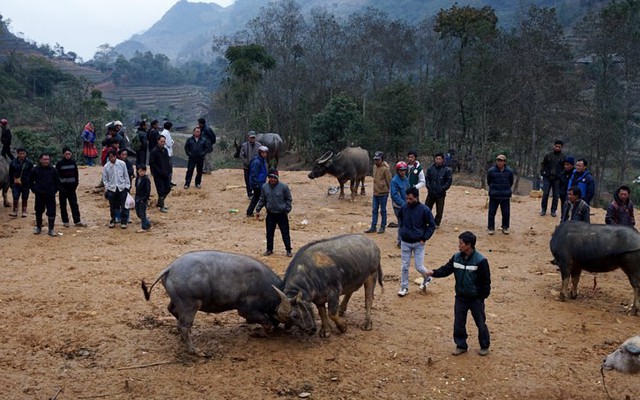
[125,192,135,209]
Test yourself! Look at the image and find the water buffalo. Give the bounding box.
[273,234,383,338]
[141,251,284,356]
[550,221,640,315]
[0,156,10,207]
[602,335,640,374]
[233,133,283,168]
[308,146,369,200]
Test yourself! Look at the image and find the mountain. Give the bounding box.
[114,0,603,64]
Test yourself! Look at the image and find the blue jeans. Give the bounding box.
[488,198,510,230]
[370,194,388,229]
[541,177,560,213]
[400,241,428,290]
[454,297,490,350]
[135,200,151,230]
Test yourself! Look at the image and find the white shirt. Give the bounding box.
[161,129,174,157]
[102,158,131,192]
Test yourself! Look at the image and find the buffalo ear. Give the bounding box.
[626,343,640,355]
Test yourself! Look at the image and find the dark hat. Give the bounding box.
[565,156,575,165]
[248,130,256,138]
[0,119,7,125]
[373,151,384,160]
[268,169,279,179]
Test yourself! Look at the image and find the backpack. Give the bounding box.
[131,132,142,151]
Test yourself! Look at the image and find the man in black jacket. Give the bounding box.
[9,147,34,217]
[425,152,453,228]
[487,154,515,235]
[1,118,14,160]
[198,117,216,173]
[427,231,491,356]
[539,140,566,217]
[28,153,60,236]
[184,126,210,189]
[149,135,172,212]
[55,147,87,228]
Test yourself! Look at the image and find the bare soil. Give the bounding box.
[1,167,638,399]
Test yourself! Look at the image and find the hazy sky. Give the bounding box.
[1,0,235,61]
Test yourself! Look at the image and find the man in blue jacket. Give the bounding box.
[397,186,436,297]
[487,154,515,235]
[246,146,269,217]
[567,158,595,205]
[427,231,491,356]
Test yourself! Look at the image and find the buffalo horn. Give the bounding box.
[316,151,333,164]
[272,285,291,314]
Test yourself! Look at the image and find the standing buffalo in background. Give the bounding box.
[550,221,640,315]
[308,147,369,200]
[602,335,640,374]
[141,251,284,356]
[0,156,10,207]
[273,234,383,337]
[234,133,283,168]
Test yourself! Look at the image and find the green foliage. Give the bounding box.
[309,95,366,153]
[435,5,498,46]
[14,128,76,159]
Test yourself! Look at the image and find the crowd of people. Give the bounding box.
[3,122,638,357]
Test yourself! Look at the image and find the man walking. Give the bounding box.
[28,153,59,236]
[425,152,453,228]
[102,150,130,228]
[397,186,436,297]
[198,118,216,173]
[247,146,269,217]
[8,148,34,218]
[184,126,210,189]
[426,231,491,356]
[239,131,262,198]
[365,151,391,234]
[55,147,87,227]
[149,135,172,213]
[539,140,566,217]
[256,169,293,257]
[487,154,514,235]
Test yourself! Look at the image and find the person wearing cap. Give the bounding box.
[239,131,262,198]
[198,118,216,173]
[539,140,566,217]
[390,161,410,246]
[558,156,575,211]
[8,147,34,218]
[256,169,293,257]
[247,145,269,217]
[365,151,391,234]
[113,121,128,151]
[28,153,60,236]
[1,118,14,160]
[406,150,426,193]
[149,135,172,213]
[425,152,453,228]
[184,126,210,189]
[487,154,515,235]
[605,185,635,226]
[55,147,87,228]
[567,158,595,205]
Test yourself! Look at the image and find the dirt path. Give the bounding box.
[0,167,637,399]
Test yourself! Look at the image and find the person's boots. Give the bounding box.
[21,199,28,218]
[48,217,57,237]
[9,200,18,217]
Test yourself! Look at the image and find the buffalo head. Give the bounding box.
[272,285,317,335]
[308,151,333,180]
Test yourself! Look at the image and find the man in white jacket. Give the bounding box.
[161,121,176,186]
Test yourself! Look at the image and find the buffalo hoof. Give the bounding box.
[319,329,331,338]
[361,320,372,331]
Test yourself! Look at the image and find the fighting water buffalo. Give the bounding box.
[550,221,640,315]
[602,335,640,374]
[233,133,284,168]
[141,251,284,356]
[0,156,10,207]
[308,147,369,200]
[273,234,383,338]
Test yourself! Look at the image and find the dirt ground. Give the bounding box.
[1,166,638,400]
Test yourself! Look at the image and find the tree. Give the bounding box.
[309,94,366,154]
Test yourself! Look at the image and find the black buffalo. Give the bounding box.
[273,234,383,337]
[233,133,284,168]
[550,221,640,315]
[142,251,284,355]
[308,147,369,200]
